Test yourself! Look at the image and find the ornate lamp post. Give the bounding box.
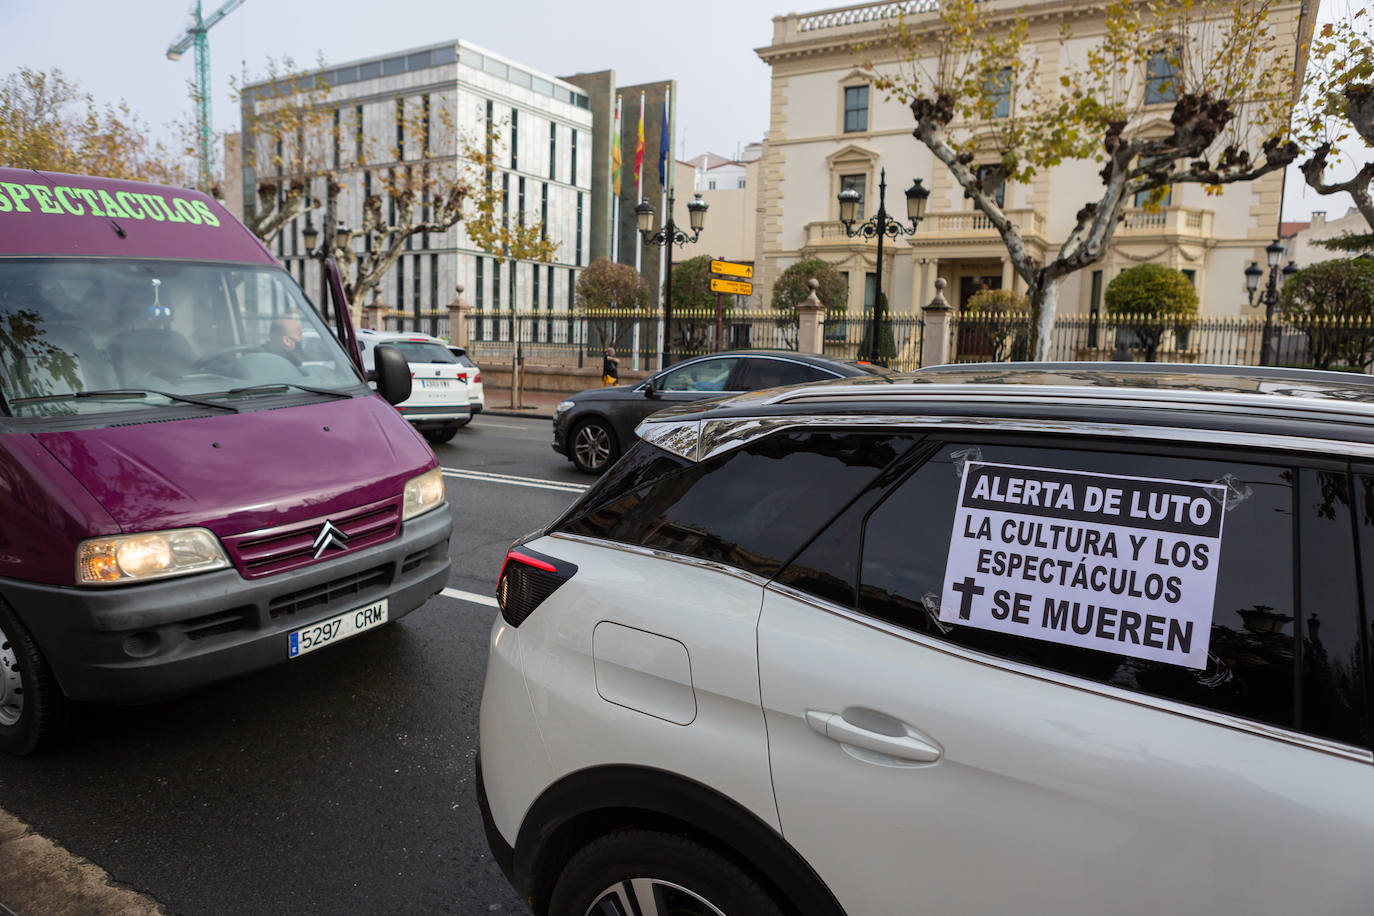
[1244,238,1299,366]
[638,192,708,368]
[302,211,350,322]
[837,168,929,364]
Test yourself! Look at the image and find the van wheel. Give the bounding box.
[0,601,67,756]
[548,830,785,916]
[570,418,617,475]
[422,423,460,445]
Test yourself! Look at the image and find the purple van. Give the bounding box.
[0,169,452,754]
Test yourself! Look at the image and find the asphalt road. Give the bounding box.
[0,414,589,915]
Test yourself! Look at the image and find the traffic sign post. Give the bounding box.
[709,278,753,295]
[710,260,753,280]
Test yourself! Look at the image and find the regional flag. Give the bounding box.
[611,97,622,196]
[658,102,669,185]
[634,94,645,199]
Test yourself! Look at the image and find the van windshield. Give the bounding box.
[0,258,364,418]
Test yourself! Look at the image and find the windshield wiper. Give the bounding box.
[224,382,353,400]
[11,388,239,412]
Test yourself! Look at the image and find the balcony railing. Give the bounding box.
[1117,206,1213,238]
[915,208,1046,238]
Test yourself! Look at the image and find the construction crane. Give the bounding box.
[166,0,245,191]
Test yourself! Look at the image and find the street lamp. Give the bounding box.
[1245,238,1300,366]
[837,168,928,364]
[638,192,708,367]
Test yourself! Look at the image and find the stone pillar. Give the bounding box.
[447,285,473,348]
[363,290,388,331]
[921,277,954,367]
[796,278,825,355]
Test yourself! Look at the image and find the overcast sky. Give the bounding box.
[4,0,1363,224]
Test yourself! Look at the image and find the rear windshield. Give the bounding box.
[388,341,457,364]
[0,258,363,418]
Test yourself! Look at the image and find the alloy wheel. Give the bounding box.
[0,620,23,727]
[585,878,728,916]
[574,423,612,471]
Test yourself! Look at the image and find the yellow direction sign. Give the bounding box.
[710,260,753,280]
[710,278,753,296]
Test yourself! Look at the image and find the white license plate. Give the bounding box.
[288,599,388,658]
[419,379,453,388]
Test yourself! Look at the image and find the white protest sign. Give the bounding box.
[939,461,1227,669]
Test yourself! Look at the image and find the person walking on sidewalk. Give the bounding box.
[601,346,619,387]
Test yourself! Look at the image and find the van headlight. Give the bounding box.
[77,528,229,585]
[403,467,446,520]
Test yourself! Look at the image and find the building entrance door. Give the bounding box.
[955,275,1003,360]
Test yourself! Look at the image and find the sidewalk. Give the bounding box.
[477,384,563,420]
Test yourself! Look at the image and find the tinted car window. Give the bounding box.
[737,359,835,391]
[559,431,917,579]
[388,341,456,363]
[1299,469,1367,746]
[656,357,740,392]
[781,439,1319,738]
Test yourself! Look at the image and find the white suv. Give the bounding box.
[358,330,470,444]
[478,363,1374,916]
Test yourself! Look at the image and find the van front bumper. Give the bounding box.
[0,506,452,703]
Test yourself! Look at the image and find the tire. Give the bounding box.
[570,418,618,475]
[0,601,68,756]
[422,423,461,445]
[548,830,785,916]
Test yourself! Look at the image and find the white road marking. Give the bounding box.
[442,468,588,494]
[477,421,541,430]
[442,587,499,608]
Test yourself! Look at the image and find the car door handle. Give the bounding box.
[805,709,943,763]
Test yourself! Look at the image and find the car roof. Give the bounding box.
[636,362,1374,456]
[359,330,447,344]
[666,350,880,376]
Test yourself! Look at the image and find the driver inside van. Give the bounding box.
[262,316,304,367]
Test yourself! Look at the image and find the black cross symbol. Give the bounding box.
[950,576,984,620]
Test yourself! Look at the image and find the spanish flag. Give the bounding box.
[634,93,645,200]
[611,96,622,196]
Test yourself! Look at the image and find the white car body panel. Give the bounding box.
[498,534,779,838]
[358,331,470,423]
[757,585,1374,916]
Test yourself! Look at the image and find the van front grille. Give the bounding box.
[224,497,402,578]
[268,566,391,619]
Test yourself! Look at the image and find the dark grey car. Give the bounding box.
[552,350,896,474]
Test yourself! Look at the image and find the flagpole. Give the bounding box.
[611,95,621,264]
[634,92,644,277]
[658,86,670,368]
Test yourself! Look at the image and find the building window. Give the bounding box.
[975,164,1006,208]
[839,174,866,221]
[1133,185,1173,208]
[430,253,439,311]
[502,173,510,228]
[549,122,557,180]
[1145,49,1178,104]
[363,171,373,254]
[493,261,502,310]
[843,85,869,133]
[737,178,746,189]
[333,109,341,168]
[485,99,495,172]
[548,264,555,309]
[864,272,877,315]
[396,256,406,311]
[291,217,298,256]
[518,177,526,225]
[576,192,584,267]
[708,180,717,190]
[475,257,485,311]
[355,105,364,162]
[413,254,422,319]
[396,97,405,157]
[421,94,431,157]
[510,108,519,169]
[541,183,549,240]
[984,67,1012,119]
[568,267,575,309]
[1089,269,1103,346]
[532,261,541,310]
[570,130,578,185]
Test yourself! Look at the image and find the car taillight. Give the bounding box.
[473,373,481,384]
[496,546,577,627]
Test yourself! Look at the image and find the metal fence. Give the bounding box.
[383,308,926,371]
[949,312,1374,373]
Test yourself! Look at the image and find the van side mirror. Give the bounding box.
[370,344,411,405]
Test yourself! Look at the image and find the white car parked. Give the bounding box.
[357,329,470,444]
[447,345,485,417]
[478,363,1374,916]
